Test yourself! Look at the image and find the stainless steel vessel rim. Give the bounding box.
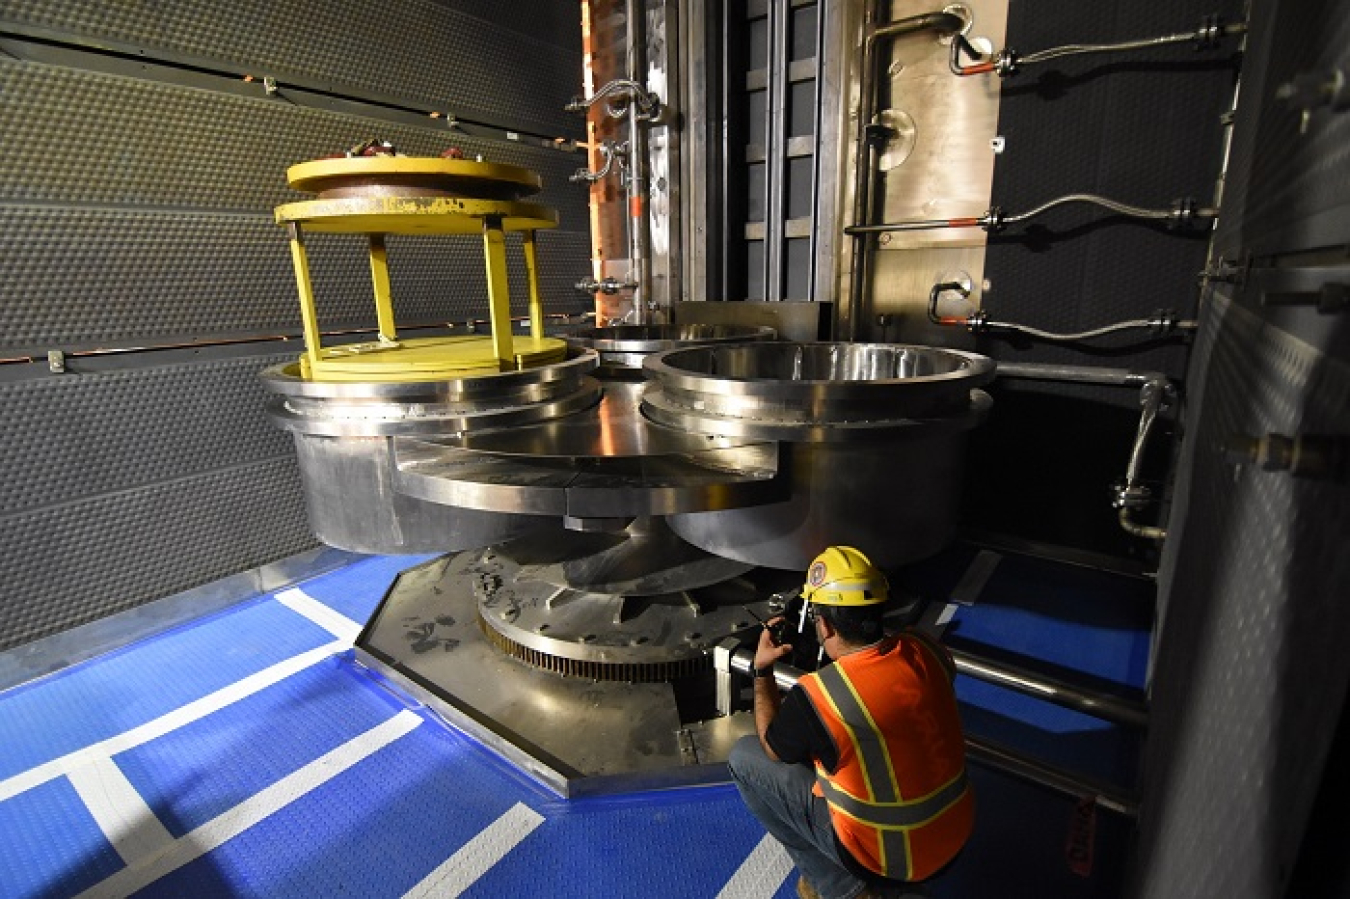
[259,349,600,399]
[643,342,996,388]
[263,388,602,436]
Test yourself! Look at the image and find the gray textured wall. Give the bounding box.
[1132,0,1350,894]
[0,2,589,651]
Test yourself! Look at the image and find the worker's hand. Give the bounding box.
[753,616,794,670]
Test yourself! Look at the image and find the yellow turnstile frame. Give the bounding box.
[275,158,563,381]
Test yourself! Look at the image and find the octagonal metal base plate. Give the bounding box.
[354,552,795,796]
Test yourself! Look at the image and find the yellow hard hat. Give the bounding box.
[802,546,888,607]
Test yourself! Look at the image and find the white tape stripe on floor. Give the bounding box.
[0,640,344,803]
[67,756,175,866]
[715,833,794,899]
[274,587,363,643]
[403,802,545,899]
[75,709,422,899]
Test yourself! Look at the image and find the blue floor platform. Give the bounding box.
[0,547,1151,898]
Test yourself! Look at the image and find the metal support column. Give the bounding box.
[286,222,323,376]
[482,216,515,369]
[368,233,397,342]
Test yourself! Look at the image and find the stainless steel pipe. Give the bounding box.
[845,7,966,340]
[994,360,1174,541]
[948,648,1149,729]
[720,646,1140,815]
[626,0,654,323]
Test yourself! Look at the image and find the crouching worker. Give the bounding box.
[728,546,973,899]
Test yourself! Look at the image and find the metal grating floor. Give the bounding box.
[0,550,1148,898]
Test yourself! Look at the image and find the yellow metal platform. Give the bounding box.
[304,335,568,381]
[277,155,560,380]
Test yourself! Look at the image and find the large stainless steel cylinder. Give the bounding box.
[564,323,776,370]
[260,349,601,554]
[641,342,994,570]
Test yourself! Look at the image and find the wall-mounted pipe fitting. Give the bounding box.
[1112,378,1176,541]
[570,140,628,184]
[565,80,663,122]
[927,282,1197,343]
[950,14,1246,79]
[847,194,1217,237]
[1225,433,1349,482]
[996,362,1176,541]
[576,277,638,295]
[566,0,660,324]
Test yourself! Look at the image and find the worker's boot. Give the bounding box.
[795,876,821,899]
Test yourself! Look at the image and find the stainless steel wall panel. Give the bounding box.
[0,209,300,350]
[0,458,315,652]
[0,0,583,140]
[1221,0,1350,257]
[432,0,582,49]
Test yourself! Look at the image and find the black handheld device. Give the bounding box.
[743,606,790,646]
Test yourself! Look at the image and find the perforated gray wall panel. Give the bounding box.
[0,0,584,139]
[0,58,592,352]
[0,355,295,515]
[1135,292,1350,898]
[0,57,587,212]
[980,0,1245,384]
[0,206,592,352]
[0,458,315,652]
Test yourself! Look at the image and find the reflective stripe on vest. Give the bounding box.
[806,649,971,880]
[816,766,970,829]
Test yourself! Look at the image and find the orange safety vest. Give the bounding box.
[797,632,974,882]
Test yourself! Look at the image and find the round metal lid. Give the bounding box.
[274,196,558,234]
[286,156,543,200]
[303,335,569,382]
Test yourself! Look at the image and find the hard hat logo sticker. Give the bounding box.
[808,561,827,587]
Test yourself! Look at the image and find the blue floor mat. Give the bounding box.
[0,550,1142,899]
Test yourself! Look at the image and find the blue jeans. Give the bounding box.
[727,735,872,899]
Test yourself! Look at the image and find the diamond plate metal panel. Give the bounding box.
[0,0,583,139]
[380,231,595,324]
[1231,0,1350,254]
[0,354,298,515]
[0,457,317,652]
[0,207,593,352]
[1137,291,1350,898]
